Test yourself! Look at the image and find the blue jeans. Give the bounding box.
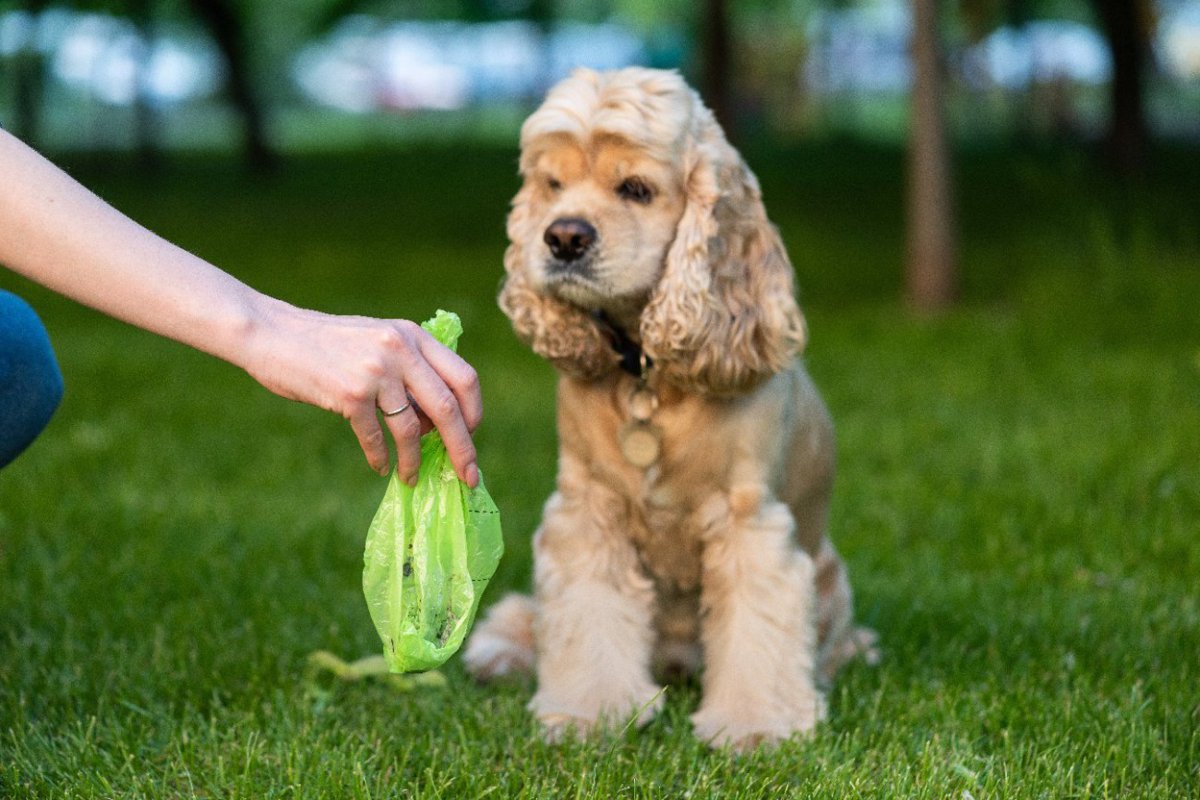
[1,290,64,468]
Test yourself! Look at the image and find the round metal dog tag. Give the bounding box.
[620,422,661,468]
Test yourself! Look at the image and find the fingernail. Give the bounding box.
[465,463,479,489]
[405,472,419,487]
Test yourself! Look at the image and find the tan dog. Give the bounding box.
[464,67,876,750]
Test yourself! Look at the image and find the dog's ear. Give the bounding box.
[640,99,806,396]
[498,181,618,380]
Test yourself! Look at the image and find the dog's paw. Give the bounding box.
[462,632,535,683]
[462,594,536,683]
[532,686,664,743]
[691,693,827,752]
[537,713,597,744]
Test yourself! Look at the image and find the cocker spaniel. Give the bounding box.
[464,67,876,750]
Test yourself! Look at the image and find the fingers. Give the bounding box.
[349,409,392,477]
[399,348,479,489]
[378,398,423,485]
[357,321,480,488]
[417,337,483,433]
[246,305,482,486]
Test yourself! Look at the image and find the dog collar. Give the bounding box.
[591,310,652,379]
[590,310,662,468]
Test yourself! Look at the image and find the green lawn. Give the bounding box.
[1,142,1198,798]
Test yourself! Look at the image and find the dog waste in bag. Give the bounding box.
[362,310,503,673]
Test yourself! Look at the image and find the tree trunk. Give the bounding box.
[1091,0,1149,176]
[130,0,162,172]
[186,0,276,171]
[12,0,49,147]
[905,0,958,312]
[700,0,734,138]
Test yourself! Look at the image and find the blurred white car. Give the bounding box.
[1159,3,1200,80]
[1,8,222,107]
[967,21,1112,90]
[292,16,646,112]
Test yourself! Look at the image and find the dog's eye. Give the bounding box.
[617,178,653,204]
[547,178,562,192]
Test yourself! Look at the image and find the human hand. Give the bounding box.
[0,127,478,484]
[241,301,482,487]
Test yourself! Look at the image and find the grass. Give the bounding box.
[1,140,1198,798]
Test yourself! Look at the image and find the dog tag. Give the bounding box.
[628,386,658,423]
[620,422,661,468]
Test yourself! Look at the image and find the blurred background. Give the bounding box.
[3,0,1197,312]
[2,0,1196,165]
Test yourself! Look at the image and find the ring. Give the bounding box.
[380,402,411,417]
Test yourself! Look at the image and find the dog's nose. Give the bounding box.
[544,218,596,262]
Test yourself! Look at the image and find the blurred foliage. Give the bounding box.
[1,0,1192,142]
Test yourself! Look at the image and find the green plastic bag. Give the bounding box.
[362,310,503,673]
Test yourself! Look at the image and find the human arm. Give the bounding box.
[0,128,480,486]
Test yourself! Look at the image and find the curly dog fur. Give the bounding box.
[464,67,877,750]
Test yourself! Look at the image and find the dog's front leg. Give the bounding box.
[529,486,662,741]
[691,490,827,750]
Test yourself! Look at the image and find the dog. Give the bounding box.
[464,67,876,750]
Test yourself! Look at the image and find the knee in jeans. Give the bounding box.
[0,291,65,466]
